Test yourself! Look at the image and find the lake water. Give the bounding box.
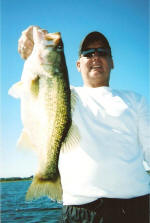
[1,180,62,223]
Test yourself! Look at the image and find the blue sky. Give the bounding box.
[1,0,149,177]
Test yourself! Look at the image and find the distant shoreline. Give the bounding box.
[1,171,149,183]
[0,176,33,183]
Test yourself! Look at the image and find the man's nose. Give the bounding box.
[92,51,101,59]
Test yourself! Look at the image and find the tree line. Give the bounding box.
[0,176,33,182]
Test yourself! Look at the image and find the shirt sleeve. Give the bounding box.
[137,96,150,166]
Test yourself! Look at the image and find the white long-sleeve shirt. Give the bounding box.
[58,86,150,205]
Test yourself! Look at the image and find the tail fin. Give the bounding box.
[26,174,63,202]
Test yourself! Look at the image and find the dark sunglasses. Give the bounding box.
[81,48,110,58]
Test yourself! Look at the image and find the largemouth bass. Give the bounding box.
[8,27,73,201]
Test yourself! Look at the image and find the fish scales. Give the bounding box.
[8,27,71,201]
[40,75,71,180]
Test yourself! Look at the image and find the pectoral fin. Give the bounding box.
[30,76,40,97]
[8,81,23,98]
[17,129,35,150]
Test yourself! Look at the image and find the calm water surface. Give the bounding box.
[1,181,62,223]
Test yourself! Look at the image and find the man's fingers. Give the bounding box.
[22,25,37,40]
[18,26,34,59]
[18,36,34,59]
[18,26,48,59]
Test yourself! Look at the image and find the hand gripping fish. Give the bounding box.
[8,26,75,202]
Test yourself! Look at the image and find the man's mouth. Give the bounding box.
[92,65,102,68]
[91,65,103,70]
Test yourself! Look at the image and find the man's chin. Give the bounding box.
[88,75,109,87]
[90,72,103,80]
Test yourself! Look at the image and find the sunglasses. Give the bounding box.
[81,48,110,58]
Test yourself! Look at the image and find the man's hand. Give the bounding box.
[18,26,48,60]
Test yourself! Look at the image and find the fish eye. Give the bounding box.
[57,45,63,51]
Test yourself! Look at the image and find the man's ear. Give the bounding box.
[111,59,114,69]
[109,57,114,69]
[76,60,81,72]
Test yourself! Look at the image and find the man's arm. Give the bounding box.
[137,96,150,167]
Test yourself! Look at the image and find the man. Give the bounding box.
[18,27,150,223]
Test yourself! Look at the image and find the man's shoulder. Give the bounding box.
[112,88,148,107]
[113,88,143,100]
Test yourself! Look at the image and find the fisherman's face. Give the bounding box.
[76,41,114,88]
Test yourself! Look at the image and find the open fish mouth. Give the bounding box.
[45,32,61,44]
